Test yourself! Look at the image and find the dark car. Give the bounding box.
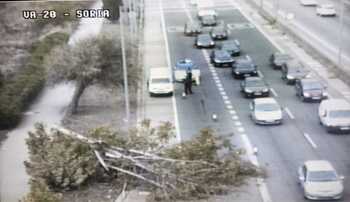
[281,60,309,84]
[201,15,217,26]
[184,21,202,36]
[194,34,215,48]
[210,50,235,67]
[241,77,270,98]
[232,56,258,79]
[270,52,292,69]
[210,26,228,40]
[295,78,328,102]
[218,40,241,56]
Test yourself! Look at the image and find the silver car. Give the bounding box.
[298,160,344,200]
[249,98,283,125]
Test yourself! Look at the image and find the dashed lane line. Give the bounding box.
[270,88,278,97]
[303,133,318,149]
[284,107,295,120]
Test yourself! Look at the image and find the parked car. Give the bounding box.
[218,40,241,56]
[197,9,218,20]
[194,34,215,48]
[295,78,328,102]
[148,68,173,96]
[174,58,200,85]
[184,21,202,36]
[200,15,217,26]
[241,77,270,98]
[210,50,234,67]
[210,25,228,40]
[299,0,317,6]
[232,55,258,79]
[249,98,283,125]
[298,160,344,200]
[319,99,350,133]
[270,52,292,69]
[316,4,336,16]
[281,60,309,84]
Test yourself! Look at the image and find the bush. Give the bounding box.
[21,180,62,202]
[0,32,69,129]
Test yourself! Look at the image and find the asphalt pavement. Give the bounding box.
[157,0,350,201]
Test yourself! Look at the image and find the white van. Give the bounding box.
[319,99,350,133]
[148,68,173,96]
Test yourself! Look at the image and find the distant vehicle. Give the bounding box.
[200,15,217,26]
[184,21,202,36]
[299,0,317,6]
[295,78,328,102]
[174,58,200,85]
[148,68,173,96]
[241,77,270,98]
[281,60,309,84]
[319,99,350,133]
[269,52,292,69]
[218,40,241,56]
[298,160,344,200]
[197,9,218,19]
[316,4,336,16]
[210,50,234,67]
[210,26,228,40]
[194,34,215,48]
[232,55,258,79]
[249,98,283,125]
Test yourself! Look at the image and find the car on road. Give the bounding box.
[210,25,228,40]
[200,15,217,26]
[249,98,283,125]
[319,99,350,133]
[184,21,202,36]
[174,58,200,85]
[232,55,258,79]
[241,77,270,98]
[194,34,215,48]
[298,160,344,200]
[197,9,218,20]
[299,0,317,6]
[217,40,241,56]
[316,4,336,16]
[210,50,234,67]
[281,60,309,84]
[148,68,173,96]
[295,78,328,102]
[269,52,292,69]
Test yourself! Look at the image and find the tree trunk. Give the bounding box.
[69,80,87,114]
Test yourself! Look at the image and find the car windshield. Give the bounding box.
[308,171,337,182]
[152,78,170,84]
[222,44,237,50]
[322,5,334,9]
[246,80,265,87]
[276,54,290,61]
[199,35,211,41]
[217,52,231,60]
[329,110,350,118]
[203,15,215,21]
[303,81,323,90]
[237,61,254,69]
[256,103,280,111]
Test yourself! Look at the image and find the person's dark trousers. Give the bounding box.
[188,80,193,94]
[184,81,189,95]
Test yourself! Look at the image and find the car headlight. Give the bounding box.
[235,71,240,74]
[322,92,328,97]
[287,75,294,80]
[303,92,310,97]
[212,34,216,37]
[214,59,221,63]
[245,88,252,93]
[262,88,269,92]
[210,41,215,45]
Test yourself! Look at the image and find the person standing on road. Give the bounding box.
[184,68,193,95]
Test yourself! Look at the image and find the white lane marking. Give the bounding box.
[258,70,264,78]
[229,110,236,114]
[241,134,259,165]
[218,87,224,91]
[215,79,221,84]
[284,107,295,120]
[257,178,273,202]
[235,121,242,126]
[225,100,231,105]
[237,127,245,132]
[159,0,181,142]
[220,91,226,96]
[232,115,239,120]
[222,95,229,100]
[303,133,317,149]
[270,88,278,97]
[213,75,219,80]
[217,83,223,88]
[226,105,233,109]
[212,72,218,76]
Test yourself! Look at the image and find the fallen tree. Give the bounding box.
[24,120,260,201]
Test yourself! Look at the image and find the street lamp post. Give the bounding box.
[119,6,130,124]
[337,0,345,68]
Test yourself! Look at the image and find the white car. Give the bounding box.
[316,4,336,16]
[148,68,173,96]
[197,9,218,20]
[249,98,283,125]
[300,0,317,6]
[298,160,344,200]
[319,99,350,133]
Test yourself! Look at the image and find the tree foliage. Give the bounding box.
[25,121,259,201]
[21,180,62,202]
[45,34,139,114]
